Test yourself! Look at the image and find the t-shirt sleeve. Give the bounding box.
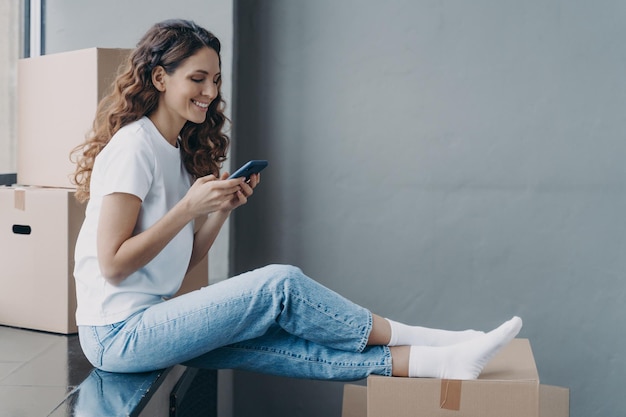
[98,134,154,201]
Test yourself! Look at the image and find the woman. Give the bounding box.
[71,19,521,379]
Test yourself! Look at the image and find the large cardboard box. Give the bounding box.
[342,339,569,417]
[17,48,131,188]
[342,384,569,417]
[0,187,85,333]
[0,187,209,334]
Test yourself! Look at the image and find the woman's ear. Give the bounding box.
[152,66,166,92]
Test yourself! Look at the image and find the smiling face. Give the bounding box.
[149,46,222,144]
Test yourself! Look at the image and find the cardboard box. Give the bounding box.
[0,187,209,334]
[539,385,570,417]
[17,48,131,188]
[0,187,85,333]
[342,384,368,417]
[343,384,569,417]
[342,339,569,417]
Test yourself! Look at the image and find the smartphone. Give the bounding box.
[227,160,268,180]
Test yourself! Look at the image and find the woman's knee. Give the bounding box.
[253,264,309,290]
[262,264,303,277]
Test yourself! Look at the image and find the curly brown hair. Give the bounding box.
[71,19,230,202]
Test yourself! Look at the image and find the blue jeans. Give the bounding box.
[78,264,392,380]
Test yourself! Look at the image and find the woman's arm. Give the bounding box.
[186,172,260,271]
[97,175,246,285]
[186,210,230,272]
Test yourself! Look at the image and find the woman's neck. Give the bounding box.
[147,110,184,147]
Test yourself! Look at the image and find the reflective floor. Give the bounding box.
[0,325,92,416]
[0,325,207,417]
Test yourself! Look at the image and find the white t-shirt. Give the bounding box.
[74,117,194,326]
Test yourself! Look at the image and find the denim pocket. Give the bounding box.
[80,322,126,368]
[78,326,104,368]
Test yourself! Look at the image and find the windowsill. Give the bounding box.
[0,173,16,186]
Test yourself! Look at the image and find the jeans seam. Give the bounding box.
[381,345,392,376]
[357,311,372,353]
[283,288,370,352]
[88,326,104,368]
[223,345,389,368]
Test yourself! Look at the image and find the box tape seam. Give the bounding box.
[440,379,462,411]
[14,188,26,211]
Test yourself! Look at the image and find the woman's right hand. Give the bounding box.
[183,175,246,217]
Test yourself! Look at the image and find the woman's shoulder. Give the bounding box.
[113,117,150,140]
[108,118,155,151]
[95,119,157,168]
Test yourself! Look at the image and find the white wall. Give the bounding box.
[0,1,20,174]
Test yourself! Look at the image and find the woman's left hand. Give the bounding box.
[221,171,260,211]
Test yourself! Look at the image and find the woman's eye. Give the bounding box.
[192,78,205,83]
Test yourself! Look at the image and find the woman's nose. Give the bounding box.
[203,82,217,100]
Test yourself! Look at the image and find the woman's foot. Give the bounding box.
[386,318,485,347]
[407,316,523,379]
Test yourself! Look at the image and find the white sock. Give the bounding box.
[386,319,485,347]
[407,316,523,379]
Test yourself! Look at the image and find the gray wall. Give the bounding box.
[233,1,626,417]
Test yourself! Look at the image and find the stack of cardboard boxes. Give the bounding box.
[342,338,569,417]
[0,48,208,334]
